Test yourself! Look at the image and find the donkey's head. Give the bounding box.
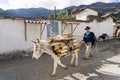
[32,39,43,60]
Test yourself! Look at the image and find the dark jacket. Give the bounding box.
[83,32,97,45]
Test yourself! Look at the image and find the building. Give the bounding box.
[71,8,116,40]
[0,8,116,54]
[0,16,47,54]
[75,8,99,20]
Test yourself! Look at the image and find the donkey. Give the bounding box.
[32,39,80,75]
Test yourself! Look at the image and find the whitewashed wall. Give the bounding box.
[26,22,47,41]
[61,17,114,41]
[76,9,98,20]
[62,24,73,34]
[0,19,27,53]
[0,17,113,54]
[0,19,48,54]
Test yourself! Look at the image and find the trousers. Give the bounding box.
[85,42,93,58]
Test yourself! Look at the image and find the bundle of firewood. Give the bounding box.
[48,33,80,57]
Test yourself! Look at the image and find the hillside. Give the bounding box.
[0,2,120,20]
[0,8,4,13]
[64,2,120,20]
[0,8,53,18]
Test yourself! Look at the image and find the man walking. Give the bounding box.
[83,26,97,60]
[117,27,120,39]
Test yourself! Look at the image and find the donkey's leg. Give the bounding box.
[58,59,67,68]
[71,54,75,65]
[52,58,58,75]
[75,52,78,66]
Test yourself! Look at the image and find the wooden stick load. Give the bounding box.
[48,33,80,57]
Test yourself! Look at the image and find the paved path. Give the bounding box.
[0,40,120,80]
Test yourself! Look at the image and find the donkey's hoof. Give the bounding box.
[71,64,76,67]
[71,63,74,65]
[63,66,67,69]
[71,63,75,66]
[51,73,56,76]
[75,64,78,67]
[71,64,78,67]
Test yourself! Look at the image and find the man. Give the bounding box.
[117,27,120,39]
[83,26,97,60]
[114,27,119,37]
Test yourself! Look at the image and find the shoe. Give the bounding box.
[89,55,93,57]
[83,58,88,60]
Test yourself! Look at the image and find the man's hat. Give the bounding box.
[85,26,91,30]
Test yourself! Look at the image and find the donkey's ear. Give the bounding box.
[31,40,36,44]
[36,39,40,43]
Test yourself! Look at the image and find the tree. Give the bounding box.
[56,10,75,20]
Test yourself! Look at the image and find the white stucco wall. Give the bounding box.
[26,23,47,41]
[89,18,113,39]
[62,24,73,34]
[0,19,29,53]
[61,17,114,41]
[0,19,60,54]
[76,9,98,20]
[97,17,114,38]
[0,17,113,54]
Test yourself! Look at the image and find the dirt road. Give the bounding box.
[0,40,120,80]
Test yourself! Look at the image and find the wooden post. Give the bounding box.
[41,24,46,35]
[40,23,46,39]
[62,24,67,34]
[61,22,63,35]
[71,23,73,33]
[41,23,46,38]
[24,20,27,41]
[72,24,79,33]
[40,24,42,39]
